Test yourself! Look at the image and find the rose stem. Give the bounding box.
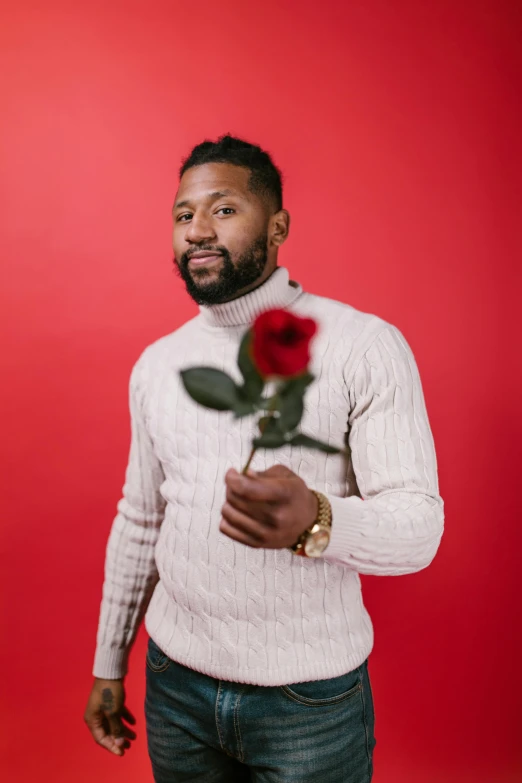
[242,446,257,475]
[241,387,280,475]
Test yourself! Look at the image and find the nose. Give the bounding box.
[184,211,217,244]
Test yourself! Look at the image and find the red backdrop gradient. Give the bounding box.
[1,1,521,781]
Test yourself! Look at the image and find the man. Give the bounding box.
[84,134,444,782]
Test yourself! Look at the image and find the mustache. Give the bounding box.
[180,245,229,265]
[188,245,225,257]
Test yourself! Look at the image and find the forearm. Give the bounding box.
[323,489,444,575]
[322,323,444,575]
[93,502,162,679]
[92,351,167,679]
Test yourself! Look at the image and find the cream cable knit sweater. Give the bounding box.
[93,267,444,685]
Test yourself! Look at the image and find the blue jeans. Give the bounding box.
[145,637,376,782]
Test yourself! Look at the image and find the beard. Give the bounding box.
[174,233,269,305]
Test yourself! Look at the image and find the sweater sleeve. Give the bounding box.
[322,324,444,575]
[92,354,167,679]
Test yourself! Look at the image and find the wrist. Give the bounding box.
[289,489,332,558]
[95,676,124,682]
[307,488,319,527]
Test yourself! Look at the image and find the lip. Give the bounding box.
[188,252,222,267]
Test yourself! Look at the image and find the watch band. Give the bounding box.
[289,490,332,556]
[310,490,332,528]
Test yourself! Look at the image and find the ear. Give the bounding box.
[269,209,290,247]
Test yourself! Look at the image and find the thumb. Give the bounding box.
[256,464,294,479]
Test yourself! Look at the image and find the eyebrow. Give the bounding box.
[173,190,236,211]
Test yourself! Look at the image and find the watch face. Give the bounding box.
[304,528,330,557]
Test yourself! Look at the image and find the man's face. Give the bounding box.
[172,163,276,305]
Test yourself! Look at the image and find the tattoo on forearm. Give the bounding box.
[102,688,114,714]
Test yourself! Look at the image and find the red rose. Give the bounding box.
[251,309,317,378]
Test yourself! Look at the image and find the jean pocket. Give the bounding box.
[145,637,171,673]
[280,664,364,707]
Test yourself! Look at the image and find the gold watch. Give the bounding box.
[289,490,332,558]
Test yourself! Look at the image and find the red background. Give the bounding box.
[1,1,521,781]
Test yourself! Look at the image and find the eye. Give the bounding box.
[176,213,192,223]
[216,207,235,216]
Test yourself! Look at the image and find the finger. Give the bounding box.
[226,488,275,524]
[90,722,124,756]
[219,517,264,547]
[221,503,267,539]
[121,706,136,725]
[228,465,293,480]
[101,735,124,755]
[105,713,125,747]
[122,724,137,741]
[220,499,273,544]
[256,465,295,479]
[225,471,286,503]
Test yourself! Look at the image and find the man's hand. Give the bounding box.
[84,678,137,757]
[220,465,318,549]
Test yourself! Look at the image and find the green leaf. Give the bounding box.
[180,368,240,411]
[253,431,287,449]
[237,330,264,403]
[278,393,304,432]
[290,433,341,454]
[232,398,258,419]
[280,371,315,397]
[260,394,278,409]
[276,371,314,432]
[258,415,282,435]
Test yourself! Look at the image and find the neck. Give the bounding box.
[212,266,278,305]
[198,266,303,328]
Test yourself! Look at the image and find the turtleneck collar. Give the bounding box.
[197,266,303,328]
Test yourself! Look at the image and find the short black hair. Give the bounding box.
[179,134,283,211]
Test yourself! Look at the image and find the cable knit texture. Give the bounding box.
[93,267,444,685]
